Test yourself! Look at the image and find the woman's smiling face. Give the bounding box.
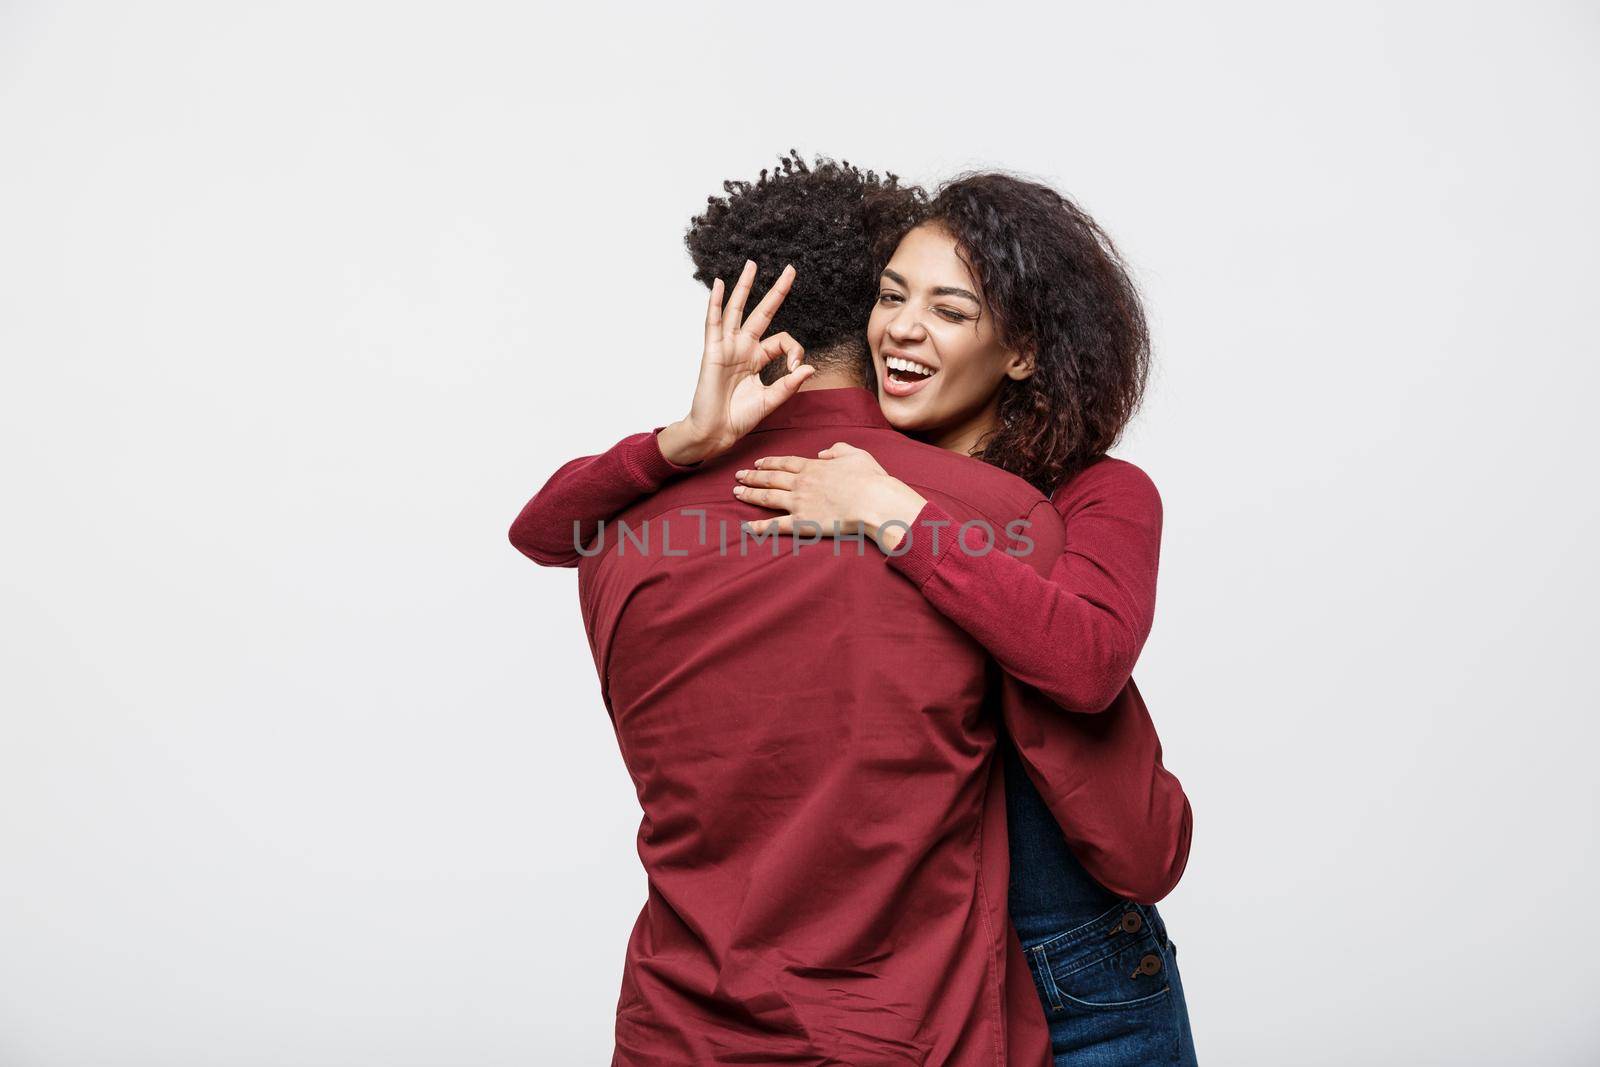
[866,223,1034,453]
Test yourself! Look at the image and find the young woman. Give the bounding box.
[510,167,1197,1065]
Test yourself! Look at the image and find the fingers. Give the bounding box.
[741,515,795,537]
[732,484,793,511]
[740,264,796,341]
[817,441,860,459]
[752,331,805,373]
[749,330,811,412]
[704,277,725,349]
[732,467,797,491]
[749,455,808,474]
[723,260,758,337]
[758,362,814,413]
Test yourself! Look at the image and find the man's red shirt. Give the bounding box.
[577,387,1059,1065]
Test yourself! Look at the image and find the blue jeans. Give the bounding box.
[1004,741,1199,1066]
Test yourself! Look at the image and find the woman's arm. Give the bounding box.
[507,260,811,567]
[888,458,1162,713]
[506,427,700,567]
[921,476,1188,901]
[907,461,1189,899]
[735,451,1162,713]
[732,451,1188,900]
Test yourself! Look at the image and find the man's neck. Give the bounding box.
[795,367,869,392]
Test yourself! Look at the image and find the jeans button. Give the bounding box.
[1120,911,1143,934]
[1135,953,1163,977]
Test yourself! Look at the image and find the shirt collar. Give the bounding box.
[748,386,891,434]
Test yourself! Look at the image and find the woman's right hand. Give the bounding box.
[656,260,813,466]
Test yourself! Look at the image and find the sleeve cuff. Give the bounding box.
[883,499,951,588]
[618,427,700,489]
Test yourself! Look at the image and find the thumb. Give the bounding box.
[762,363,814,413]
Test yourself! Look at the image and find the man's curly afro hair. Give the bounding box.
[685,150,924,384]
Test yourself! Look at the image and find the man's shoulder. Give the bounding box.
[606,424,1055,535]
[870,433,1049,523]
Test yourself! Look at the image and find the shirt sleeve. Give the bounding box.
[976,478,1191,903]
[887,458,1163,713]
[507,427,699,567]
[1000,673,1194,903]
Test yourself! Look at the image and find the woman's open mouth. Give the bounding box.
[883,354,938,398]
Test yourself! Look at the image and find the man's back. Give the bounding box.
[577,387,1063,1066]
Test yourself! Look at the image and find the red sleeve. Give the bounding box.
[507,427,698,567]
[898,458,1191,901]
[1001,675,1193,903]
[887,457,1162,713]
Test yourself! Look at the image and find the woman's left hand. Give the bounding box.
[732,442,928,552]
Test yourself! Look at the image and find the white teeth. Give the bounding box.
[887,355,936,377]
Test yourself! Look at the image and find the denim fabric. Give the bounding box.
[1004,740,1199,1065]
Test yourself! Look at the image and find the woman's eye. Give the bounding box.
[876,292,970,322]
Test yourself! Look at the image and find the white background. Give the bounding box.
[3,2,1597,1064]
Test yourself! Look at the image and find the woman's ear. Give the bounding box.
[1004,344,1037,382]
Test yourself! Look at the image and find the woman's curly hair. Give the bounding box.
[873,173,1151,494]
[686,150,924,383]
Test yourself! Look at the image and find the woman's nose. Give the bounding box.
[887,307,927,342]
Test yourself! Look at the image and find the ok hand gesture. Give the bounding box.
[657,260,812,466]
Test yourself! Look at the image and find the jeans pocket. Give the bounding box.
[1032,903,1173,1014]
[1025,903,1191,1064]
[1046,938,1172,1012]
